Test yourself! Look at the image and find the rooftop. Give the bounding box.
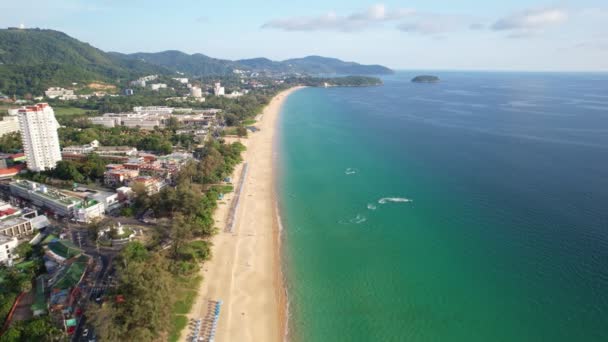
[12,180,82,206]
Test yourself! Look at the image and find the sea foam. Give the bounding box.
[345,168,358,175]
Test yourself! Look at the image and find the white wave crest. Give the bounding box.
[378,197,413,204]
[367,203,377,210]
[345,168,358,175]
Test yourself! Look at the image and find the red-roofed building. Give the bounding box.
[0,164,25,178]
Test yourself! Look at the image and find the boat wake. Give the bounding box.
[378,197,413,204]
[345,168,358,175]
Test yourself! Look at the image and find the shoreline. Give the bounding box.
[180,86,304,342]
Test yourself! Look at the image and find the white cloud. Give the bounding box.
[492,8,568,31]
[398,21,452,35]
[261,4,415,32]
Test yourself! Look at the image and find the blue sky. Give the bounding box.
[2,0,608,71]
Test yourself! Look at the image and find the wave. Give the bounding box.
[338,214,367,225]
[350,214,367,224]
[367,203,377,210]
[345,168,358,175]
[378,197,413,204]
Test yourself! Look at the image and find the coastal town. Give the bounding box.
[0,68,296,341]
[0,25,384,342]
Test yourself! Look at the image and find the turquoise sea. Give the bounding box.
[278,72,608,341]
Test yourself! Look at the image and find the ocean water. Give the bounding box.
[277,72,608,342]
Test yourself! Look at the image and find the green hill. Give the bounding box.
[118,50,238,76]
[0,28,393,96]
[281,56,393,75]
[0,28,168,96]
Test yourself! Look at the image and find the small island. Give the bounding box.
[411,75,440,83]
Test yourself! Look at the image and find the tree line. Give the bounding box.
[89,139,245,340]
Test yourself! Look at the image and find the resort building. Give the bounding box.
[89,109,218,131]
[16,103,62,171]
[0,115,19,136]
[9,180,81,217]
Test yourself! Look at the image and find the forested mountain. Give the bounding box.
[117,50,238,76]
[0,28,393,96]
[0,28,168,95]
[135,53,395,76]
[282,56,393,75]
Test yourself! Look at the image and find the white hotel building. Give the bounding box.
[16,103,62,171]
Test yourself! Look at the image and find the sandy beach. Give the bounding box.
[180,87,304,342]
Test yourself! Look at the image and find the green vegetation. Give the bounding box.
[0,28,392,97]
[168,315,189,342]
[290,75,383,87]
[210,184,234,193]
[21,153,106,184]
[0,316,63,342]
[89,244,173,341]
[90,138,245,340]
[51,106,92,117]
[0,249,43,329]
[0,28,167,96]
[168,274,202,342]
[59,125,174,154]
[0,132,22,153]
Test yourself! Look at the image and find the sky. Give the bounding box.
[1,0,608,71]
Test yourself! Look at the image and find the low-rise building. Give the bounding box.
[214,82,225,96]
[116,186,134,202]
[0,210,50,238]
[149,83,167,91]
[9,180,81,218]
[44,87,74,99]
[89,116,118,128]
[74,199,105,223]
[129,176,164,194]
[0,235,18,265]
[133,106,174,115]
[104,168,139,187]
[61,140,99,155]
[190,86,203,98]
[0,115,19,136]
[95,146,138,157]
[129,80,146,87]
